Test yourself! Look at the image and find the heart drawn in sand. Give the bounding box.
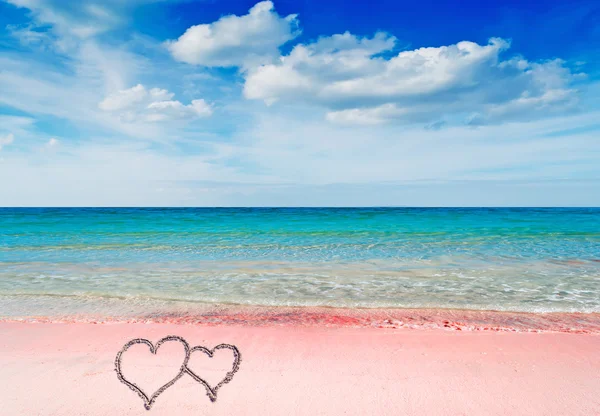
[185,344,242,402]
[114,336,190,410]
[115,336,242,410]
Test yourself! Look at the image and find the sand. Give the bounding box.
[1,320,599,416]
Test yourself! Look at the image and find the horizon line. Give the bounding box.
[1,206,599,209]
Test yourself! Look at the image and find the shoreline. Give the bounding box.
[3,305,600,334]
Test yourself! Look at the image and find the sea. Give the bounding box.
[1,208,599,320]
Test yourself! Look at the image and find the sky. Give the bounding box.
[0,0,599,207]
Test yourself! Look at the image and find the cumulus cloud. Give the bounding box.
[0,133,15,151]
[98,84,213,122]
[244,34,582,125]
[166,1,300,68]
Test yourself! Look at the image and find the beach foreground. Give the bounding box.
[1,320,599,416]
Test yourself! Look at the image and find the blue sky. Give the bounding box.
[0,0,599,206]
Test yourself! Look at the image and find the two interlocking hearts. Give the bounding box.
[115,336,241,410]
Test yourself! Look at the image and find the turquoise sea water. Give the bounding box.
[1,208,599,317]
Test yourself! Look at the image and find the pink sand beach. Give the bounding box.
[1,308,600,416]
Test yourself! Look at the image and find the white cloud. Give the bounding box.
[46,137,59,148]
[0,8,212,143]
[0,133,15,151]
[147,99,213,121]
[6,23,54,49]
[98,84,172,112]
[98,84,213,122]
[0,54,160,140]
[2,0,599,207]
[244,34,582,125]
[0,115,36,132]
[5,0,122,39]
[0,140,274,206]
[3,0,175,41]
[166,1,300,68]
[2,108,600,206]
[325,104,406,125]
[221,106,600,189]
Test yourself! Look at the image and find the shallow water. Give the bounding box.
[1,208,599,317]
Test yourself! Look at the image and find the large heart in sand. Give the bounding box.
[185,344,242,402]
[115,336,190,410]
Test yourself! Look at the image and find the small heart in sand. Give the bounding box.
[185,344,241,402]
[115,336,190,410]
